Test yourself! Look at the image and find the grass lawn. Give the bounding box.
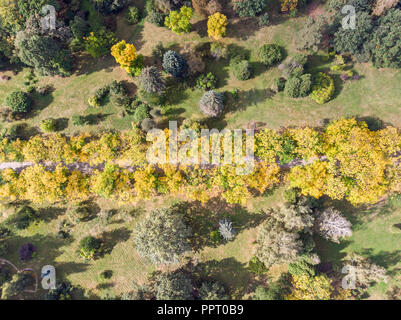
[315,196,401,299]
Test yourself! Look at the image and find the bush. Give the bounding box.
[210,42,229,60]
[283,188,300,204]
[43,281,73,300]
[162,50,188,78]
[78,236,103,260]
[154,272,193,300]
[126,6,140,24]
[272,77,286,92]
[258,12,270,26]
[196,72,217,91]
[309,73,335,104]
[233,0,266,17]
[253,283,284,300]
[257,44,283,66]
[146,10,165,26]
[138,66,165,95]
[199,90,224,117]
[5,91,32,113]
[209,230,221,245]
[99,270,113,280]
[141,118,156,132]
[232,60,252,80]
[19,243,36,261]
[248,256,268,275]
[133,104,150,123]
[40,118,58,132]
[284,74,312,98]
[199,281,228,300]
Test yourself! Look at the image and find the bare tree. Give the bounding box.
[315,208,352,243]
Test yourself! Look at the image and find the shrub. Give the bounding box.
[258,12,270,26]
[99,270,113,280]
[126,6,140,24]
[272,77,286,92]
[164,6,193,35]
[209,230,221,245]
[133,104,150,123]
[162,50,188,78]
[84,28,117,58]
[283,188,300,204]
[199,281,228,300]
[253,283,284,300]
[199,90,224,117]
[146,10,165,26]
[43,281,73,300]
[232,60,252,80]
[233,0,266,17]
[218,218,236,241]
[138,66,165,95]
[257,44,283,66]
[78,236,103,260]
[207,12,228,40]
[40,118,58,132]
[19,243,36,261]
[210,42,229,60]
[141,118,156,132]
[196,72,217,91]
[134,208,191,265]
[284,74,312,98]
[154,272,193,300]
[5,91,32,113]
[309,73,335,104]
[248,256,268,275]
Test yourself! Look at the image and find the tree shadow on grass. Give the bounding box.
[100,227,132,255]
[37,206,66,223]
[174,200,266,252]
[84,112,113,125]
[192,258,254,299]
[227,88,275,113]
[358,248,401,271]
[192,19,208,37]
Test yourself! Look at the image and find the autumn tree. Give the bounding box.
[207,12,228,40]
[164,6,193,35]
[111,40,144,76]
[287,273,334,300]
[133,207,192,265]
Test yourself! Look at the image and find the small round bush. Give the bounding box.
[196,72,217,91]
[310,72,335,104]
[272,77,286,92]
[232,60,252,80]
[99,270,113,280]
[126,6,140,24]
[141,118,156,132]
[199,90,224,117]
[210,42,229,60]
[283,188,300,204]
[79,236,102,260]
[133,103,150,123]
[258,13,270,26]
[257,44,283,66]
[146,10,165,26]
[40,118,57,132]
[19,243,36,261]
[284,74,312,98]
[5,90,32,113]
[162,50,188,78]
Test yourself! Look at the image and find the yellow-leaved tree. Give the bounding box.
[111,40,144,76]
[207,12,228,40]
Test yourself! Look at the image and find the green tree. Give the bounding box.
[84,28,117,58]
[199,90,224,117]
[154,272,193,300]
[134,207,192,265]
[138,66,165,95]
[198,281,228,300]
[164,6,193,35]
[5,90,32,113]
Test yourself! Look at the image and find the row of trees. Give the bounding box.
[0,118,400,205]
